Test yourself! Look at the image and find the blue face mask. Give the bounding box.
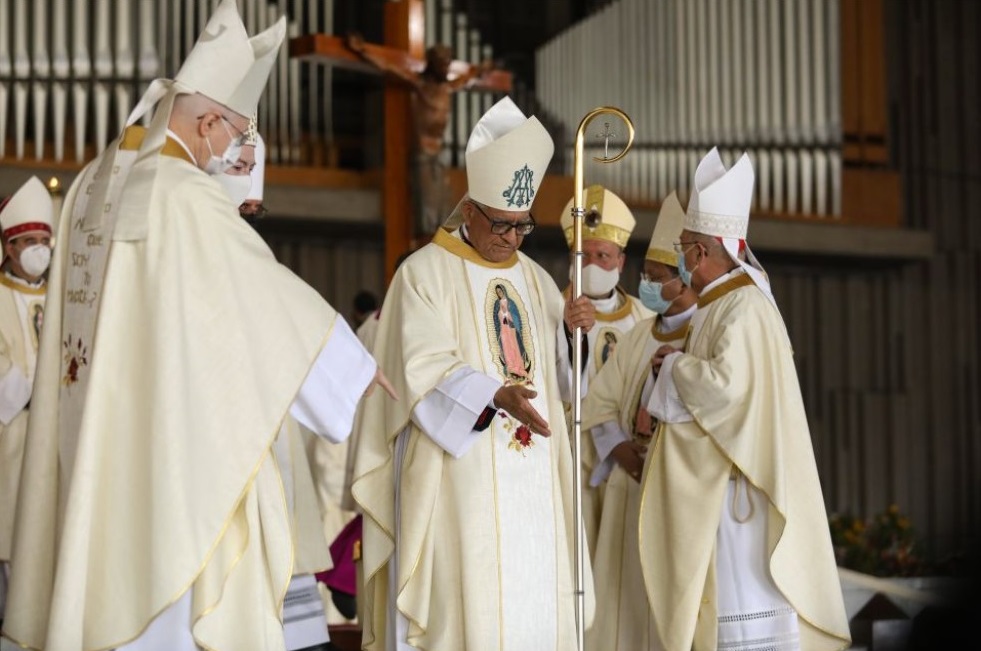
[677,250,695,287]
[638,279,672,313]
[639,277,681,313]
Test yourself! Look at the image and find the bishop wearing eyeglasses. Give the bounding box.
[351,96,594,651]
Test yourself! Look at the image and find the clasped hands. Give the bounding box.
[611,441,647,483]
[652,344,682,373]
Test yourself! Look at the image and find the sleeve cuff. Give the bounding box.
[290,318,376,443]
[412,368,502,458]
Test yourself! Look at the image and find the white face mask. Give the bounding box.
[19,243,52,277]
[570,263,620,298]
[216,174,252,208]
[203,119,243,176]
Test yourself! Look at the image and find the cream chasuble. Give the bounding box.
[558,286,651,554]
[638,272,850,651]
[3,125,356,651]
[581,314,688,651]
[354,228,593,651]
[0,276,46,564]
[558,285,651,400]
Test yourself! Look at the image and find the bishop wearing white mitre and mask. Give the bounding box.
[1,2,390,650]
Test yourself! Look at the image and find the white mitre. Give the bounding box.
[559,185,635,249]
[685,147,752,239]
[113,0,285,240]
[445,97,553,228]
[0,176,53,241]
[646,191,685,266]
[685,147,776,306]
[173,0,284,118]
[247,135,266,201]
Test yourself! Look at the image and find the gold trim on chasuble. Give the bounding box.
[432,228,518,269]
[650,315,689,343]
[561,285,633,322]
[485,278,536,455]
[0,275,46,296]
[697,272,755,308]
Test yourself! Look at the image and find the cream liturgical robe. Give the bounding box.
[639,272,850,651]
[581,310,691,651]
[558,286,651,552]
[0,275,45,564]
[3,127,373,651]
[354,228,593,651]
[558,285,652,400]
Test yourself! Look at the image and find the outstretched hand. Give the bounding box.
[364,366,399,401]
[494,384,551,437]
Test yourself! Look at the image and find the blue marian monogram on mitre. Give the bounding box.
[502,165,535,208]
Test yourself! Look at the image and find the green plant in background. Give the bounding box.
[829,504,925,577]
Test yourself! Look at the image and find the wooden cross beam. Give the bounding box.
[289,0,512,282]
[289,35,513,94]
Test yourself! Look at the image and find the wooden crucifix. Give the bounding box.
[290,0,512,281]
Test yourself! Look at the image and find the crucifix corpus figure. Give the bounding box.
[346,33,496,236]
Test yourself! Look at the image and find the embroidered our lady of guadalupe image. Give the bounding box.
[485,280,535,383]
[595,327,619,372]
[28,300,43,349]
[485,279,538,455]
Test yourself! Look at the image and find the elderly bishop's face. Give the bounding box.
[463,201,534,263]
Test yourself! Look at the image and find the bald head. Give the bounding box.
[169,93,249,172]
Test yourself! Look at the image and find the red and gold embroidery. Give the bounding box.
[62,334,89,386]
[500,409,536,455]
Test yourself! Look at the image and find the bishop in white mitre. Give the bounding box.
[640,148,851,651]
[353,97,593,651]
[1,2,383,651]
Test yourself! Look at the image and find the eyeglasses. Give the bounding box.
[640,272,681,284]
[198,114,247,147]
[672,240,700,254]
[470,201,536,236]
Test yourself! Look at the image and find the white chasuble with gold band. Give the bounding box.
[354,228,592,651]
[581,314,689,651]
[3,123,348,651]
[639,271,850,651]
